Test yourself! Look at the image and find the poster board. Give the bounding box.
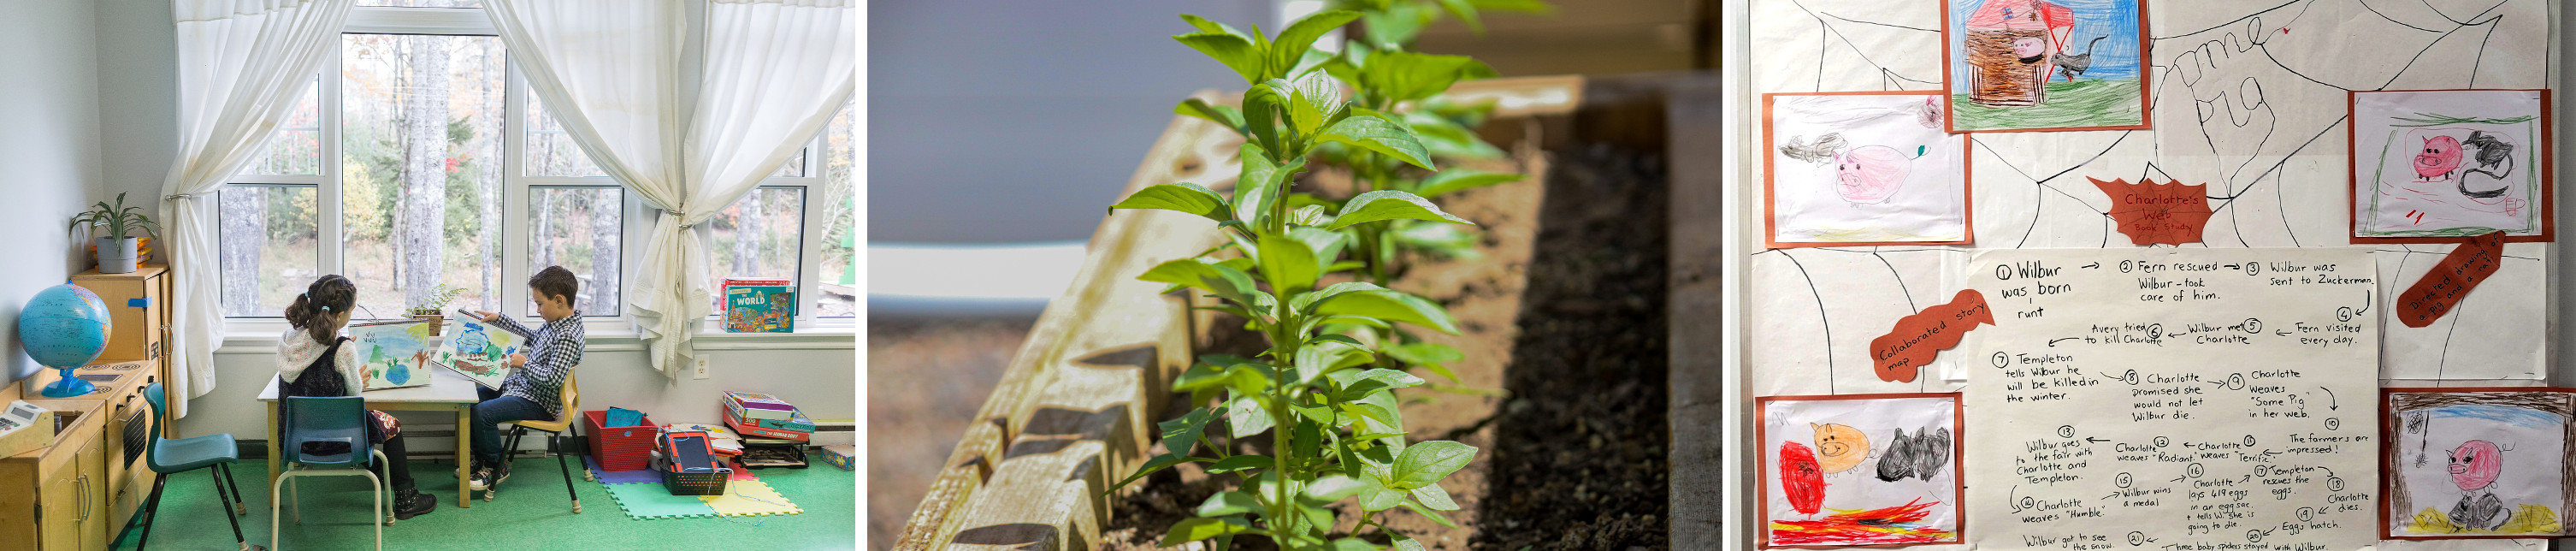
[1734,0,2561,548]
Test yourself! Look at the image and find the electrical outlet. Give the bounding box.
[694,354,712,380]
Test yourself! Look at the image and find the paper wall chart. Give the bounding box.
[1959,247,2379,550]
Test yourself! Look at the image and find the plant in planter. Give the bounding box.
[68,193,162,274]
[1107,10,1487,551]
[407,284,465,335]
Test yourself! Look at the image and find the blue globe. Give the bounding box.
[21,284,109,369]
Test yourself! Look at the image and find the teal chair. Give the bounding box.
[133,382,251,551]
[270,395,389,551]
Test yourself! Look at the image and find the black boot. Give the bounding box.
[393,488,437,519]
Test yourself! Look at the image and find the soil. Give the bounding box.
[867,316,1037,551]
[1095,139,1670,550]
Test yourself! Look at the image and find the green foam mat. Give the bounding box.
[603,482,721,520]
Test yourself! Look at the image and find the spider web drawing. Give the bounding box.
[1746,0,2553,398]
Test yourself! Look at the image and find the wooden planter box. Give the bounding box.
[896,76,1586,551]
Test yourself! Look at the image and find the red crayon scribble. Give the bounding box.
[2090,177,2214,246]
[1869,289,1995,383]
[1779,441,1826,515]
[2396,231,2504,328]
[1770,498,1954,545]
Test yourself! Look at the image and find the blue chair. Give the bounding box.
[133,382,251,550]
[270,395,388,551]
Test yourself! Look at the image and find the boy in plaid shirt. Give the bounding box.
[464,266,587,493]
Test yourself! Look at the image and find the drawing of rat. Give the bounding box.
[1780,441,1827,514]
[1811,423,1872,474]
[2446,440,2510,531]
[1833,145,1916,204]
[2457,131,2516,198]
[1778,133,1846,164]
[1876,425,1954,482]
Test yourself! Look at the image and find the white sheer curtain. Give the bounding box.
[487,0,854,376]
[159,0,353,418]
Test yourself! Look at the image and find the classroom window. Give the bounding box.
[218,6,848,330]
[528,187,623,316]
[216,186,322,317]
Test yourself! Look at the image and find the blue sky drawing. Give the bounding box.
[2429,405,2567,430]
[1948,0,2142,82]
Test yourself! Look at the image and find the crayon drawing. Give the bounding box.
[1758,394,1964,548]
[2384,388,2576,539]
[348,319,434,391]
[1764,92,1971,248]
[1941,0,2148,132]
[2350,90,2553,243]
[434,318,522,389]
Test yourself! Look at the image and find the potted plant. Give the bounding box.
[407,284,464,335]
[68,193,162,274]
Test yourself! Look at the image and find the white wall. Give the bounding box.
[80,2,860,444]
[0,0,110,388]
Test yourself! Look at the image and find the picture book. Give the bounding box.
[722,281,795,333]
[348,319,435,391]
[724,407,810,441]
[724,391,797,421]
[434,317,523,389]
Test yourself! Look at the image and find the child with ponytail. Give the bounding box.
[276,275,438,519]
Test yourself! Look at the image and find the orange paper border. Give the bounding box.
[1764,91,1978,249]
[2346,89,2555,244]
[2378,387,2576,540]
[1937,0,2154,133]
[1754,393,1969,548]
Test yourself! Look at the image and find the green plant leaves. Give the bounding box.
[1196,490,1264,517]
[1336,368,1426,400]
[1390,441,1477,489]
[1310,287,1457,334]
[1174,32,1265,85]
[1356,481,1407,511]
[1415,169,1521,198]
[1160,516,1258,545]
[1158,407,1216,456]
[1363,50,1496,103]
[1206,454,1273,476]
[1109,182,1232,222]
[1256,234,1320,296]
[1279,74,1348,135]
[1410,482,1460,511]
[1139,258,1260,310]
[1228,394,1273,439]
[1315,116,1436,170]
[1383,341,1463,382]
[1327,190,1471,230]
[1391,534,1428,551]
[1233,141,1303,228]
[1175,98,1247,136]
[1269,10,1360,79]
[1303,473,1370,501]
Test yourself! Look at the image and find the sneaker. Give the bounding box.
[493,461,512,487]
[393,489,437,519]
[469,464,495,491]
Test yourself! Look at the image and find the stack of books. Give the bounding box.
[723,391,812,443]
[721,277,795,333]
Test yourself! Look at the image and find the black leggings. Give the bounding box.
[368,435,417,495]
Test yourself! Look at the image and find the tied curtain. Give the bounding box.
[160,0,353,418]
[485,0,854,376]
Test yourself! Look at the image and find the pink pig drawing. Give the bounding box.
[2415,135,2463,181]
[1833,145,1914,204]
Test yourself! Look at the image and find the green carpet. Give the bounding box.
[111,453,855,550]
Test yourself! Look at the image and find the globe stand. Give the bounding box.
[38,365,94,397]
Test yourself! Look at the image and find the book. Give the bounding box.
[722,281,795,333]
[757,410,815,432]
[724,391,797,420]
[723,409,810,441]
[347,319,435,391]
[434,317,523,390]
[821,444,856,471]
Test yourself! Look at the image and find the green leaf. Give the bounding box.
[1338,402,1402,435]
[1274,76,1344,136]
[1179,14,1250,38]
[1157,407,1217,456]
[1327,190,1472,230]
[1337,368,1427,400]
[1138,258,1260,310]
[1110,453,1210,493]
[1293,340,1373,383]
[1405,110,1505,160]
[1309,334,1364,347]
[1174,33,1265,85]
[1175,98,1247,136]
[1473,0,1555,13]
[1287,204,1332,227]
[1391,222,1480,262]
[1415,169,1521,198]
[1268,10,1360,80]
[1160,517,1258,546]
[1242,80,1286,154]
[1285,226,1348,263]
[1196,490,1264,517]
[1291,281,1387,313]
[1304,473,1371,501]
[1228,394,1273,439]
[1401,500,1460,528]
[1331,536,1383,551]
[1435,0,1484,33]
[1232,141,1303,227]
[1206,454,1272,476]
[1391,534,1429,551]
[1356,481,1406,511]
[1359,3,1434,47]
[1391,441,1477,489]
[1256,233,1320,296]
[1411,483,1460,511]
[1384,341,1463,382]
[1109,182,1232,222]
[1312,288,1459,334]
[1315,116,1436,170]
[1363,50,1494,103]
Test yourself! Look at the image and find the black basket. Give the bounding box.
[656,456,730,496]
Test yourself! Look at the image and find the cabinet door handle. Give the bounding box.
[74,474,89,522]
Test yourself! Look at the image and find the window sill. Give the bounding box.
[217,318,854,353]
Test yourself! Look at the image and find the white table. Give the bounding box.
[256,366,483,508]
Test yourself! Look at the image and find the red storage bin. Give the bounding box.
[582,409,661,471]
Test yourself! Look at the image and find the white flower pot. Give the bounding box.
[96,237,137,274]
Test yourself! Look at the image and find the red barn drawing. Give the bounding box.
[1963,0,2073,107]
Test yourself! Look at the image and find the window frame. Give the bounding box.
[220,5,850,334]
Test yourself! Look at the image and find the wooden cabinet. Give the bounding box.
[2,360,160,551]
[71,264,169,364]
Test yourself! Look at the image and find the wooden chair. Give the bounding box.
[490,373,582,512]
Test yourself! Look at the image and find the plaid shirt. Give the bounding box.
[491,312,583,419]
